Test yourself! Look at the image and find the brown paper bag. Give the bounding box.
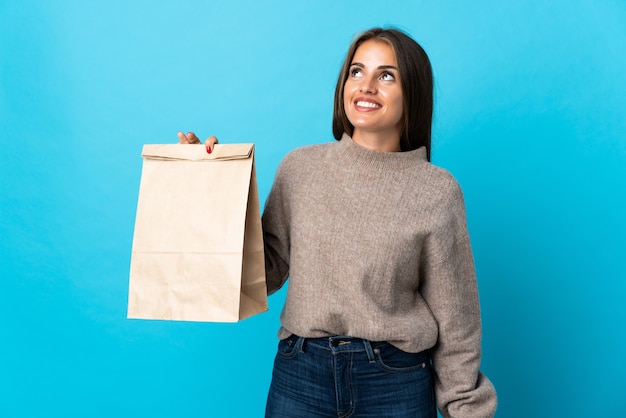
[127,143,267,322]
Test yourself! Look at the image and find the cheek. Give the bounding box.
[343,84,353,107]
[343,88,355,120]
[391,92,404,119]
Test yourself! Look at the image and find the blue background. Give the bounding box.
[2,1,625,417]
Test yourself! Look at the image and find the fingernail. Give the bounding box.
[206,146,212,154]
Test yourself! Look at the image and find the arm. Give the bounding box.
[261,159,291,295]
[420,181,497,418]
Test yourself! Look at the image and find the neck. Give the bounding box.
[352,129,401,152]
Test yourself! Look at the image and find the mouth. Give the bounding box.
[354,99,382,110]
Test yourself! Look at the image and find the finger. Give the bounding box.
[178,131,199,144]
[204,135,219,154]
[177,131,189,144]
[186,132,202,144]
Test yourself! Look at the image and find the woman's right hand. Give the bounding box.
[177,131,219,154]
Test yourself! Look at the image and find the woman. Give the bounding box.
[179,27,496,418]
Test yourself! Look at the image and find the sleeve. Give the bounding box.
[261,158,291,295]
[419,179,497,418]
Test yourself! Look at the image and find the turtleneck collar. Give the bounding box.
[336,133,428,172]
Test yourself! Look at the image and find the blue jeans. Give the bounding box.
[265,335,436,418]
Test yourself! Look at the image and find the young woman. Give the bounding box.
[179,27,497,418]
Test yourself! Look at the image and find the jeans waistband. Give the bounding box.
[306,336,386,350]
[287,335,389,363]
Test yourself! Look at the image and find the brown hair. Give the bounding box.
[332,27,434,160]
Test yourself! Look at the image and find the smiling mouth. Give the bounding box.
[355,100,381,109]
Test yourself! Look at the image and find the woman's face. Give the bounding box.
[343,39,403,148]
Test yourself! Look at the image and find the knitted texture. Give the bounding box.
[262,134,496,417]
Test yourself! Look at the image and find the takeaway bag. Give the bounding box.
[127,143,267,322]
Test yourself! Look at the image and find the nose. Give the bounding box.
[358,76,377,94]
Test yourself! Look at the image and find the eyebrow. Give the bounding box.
[350,62,399,71]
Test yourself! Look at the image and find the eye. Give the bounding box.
[349,66,363,78]
[380,71,395,81]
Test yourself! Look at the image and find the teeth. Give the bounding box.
[356,101,380,108]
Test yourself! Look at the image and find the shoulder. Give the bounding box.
[419,162,464,203]
[282,141,336,162]
[276,141,337,174]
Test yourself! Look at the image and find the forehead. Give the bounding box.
[352,39,397,65]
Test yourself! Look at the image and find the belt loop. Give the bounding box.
[363,340,376,363]
[295,336,306,353]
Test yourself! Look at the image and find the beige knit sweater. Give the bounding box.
[262,134,496,418]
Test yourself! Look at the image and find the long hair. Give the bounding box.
[332,28,434,160]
